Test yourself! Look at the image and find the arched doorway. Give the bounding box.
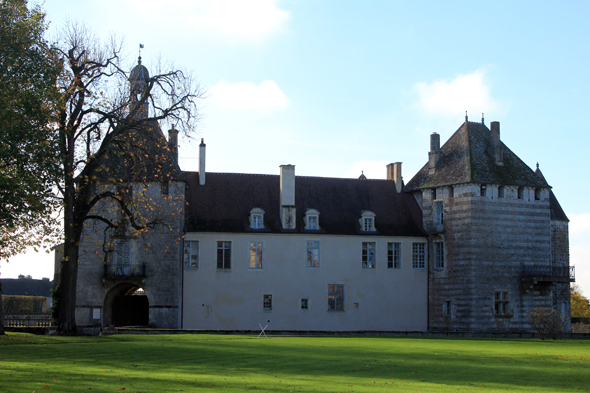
[104,283,149,327]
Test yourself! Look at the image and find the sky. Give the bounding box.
[3,0,590,295]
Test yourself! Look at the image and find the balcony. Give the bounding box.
[521,265,575,283]
[104,262,146,279]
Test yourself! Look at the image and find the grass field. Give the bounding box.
[0,333,589,392]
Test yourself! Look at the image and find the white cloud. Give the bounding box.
[124,0,289,43]
[413,69,503,117]
[210,80,289,111]
[345,160,388,180]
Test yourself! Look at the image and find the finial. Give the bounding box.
[482,113,484,124]
[465,111,468,122]
[138,55,142,65]
[536,162,539,169]
[171,124,175,130]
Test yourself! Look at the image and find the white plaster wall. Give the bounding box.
[182,233,428,331]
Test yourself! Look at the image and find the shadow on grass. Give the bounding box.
[0,334,589,392]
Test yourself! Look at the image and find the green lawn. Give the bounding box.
[0,333,589,392]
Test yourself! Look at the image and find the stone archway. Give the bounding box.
[103,283,149,327]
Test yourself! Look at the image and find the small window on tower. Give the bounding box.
[480,184,487,197]
[535,188,541,201]
[448,186,454,198]
[517,187,524,200]
[498,186,505,199]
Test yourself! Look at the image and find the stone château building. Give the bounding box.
[65,60,572,332]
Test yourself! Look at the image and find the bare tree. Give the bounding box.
[53,22,203,334]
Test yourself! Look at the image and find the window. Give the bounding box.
[115,241,131,265]
[435,242,444,269]
[301,298,309,310]
[362,242,376,269]
[480,184,487,197]
[115,241,131,276]
[249,242,263,269]
[431,189,436,200]
[436,202,444,226]
[535,188,541,201]
[306,241,320,268]
[387,242,401,269]
[217,241,231,269]
[498,186,505,199]
[494,291,510,316]
[412,243,425,269]
[263,294,272,311]
[249,208,265,230]
[308,216,318,230]
[184,240,199,269]
[328,284,344,311]
[517,187,524,200]
[444,301,452,317]
[359,211,376,232]
[448,186,454,198]
[304,209,320,230]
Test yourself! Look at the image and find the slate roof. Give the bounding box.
[1,278,53,297]
[94,120,182,183]
[184,172,426,237]
[405,121,549,191]
[534,166,568,222]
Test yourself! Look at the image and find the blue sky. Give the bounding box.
[4,0,590,295]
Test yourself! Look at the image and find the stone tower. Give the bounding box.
[405,121,572,332]
[73,58,185,329]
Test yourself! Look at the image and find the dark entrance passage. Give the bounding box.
[111,286,149,327]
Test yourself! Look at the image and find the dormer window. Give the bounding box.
[359,211,376,232]
[249,208,265,230]
[304,209,320,231]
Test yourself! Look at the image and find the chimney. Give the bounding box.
[490,121,503,165]
[199,138,206,185]
[168,125,179,164]
[280,165,296,229]
[428,133,441,175]
[386,162,403,193]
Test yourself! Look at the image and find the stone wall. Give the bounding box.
[423,183,555,331]
[75,181,185,328]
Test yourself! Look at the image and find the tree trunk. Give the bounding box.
[57,161,80,335]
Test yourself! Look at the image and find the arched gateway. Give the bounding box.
[103,283,149,327]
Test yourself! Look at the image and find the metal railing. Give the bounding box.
[521,265,575,282]
[104,262,146,278]
[4,314,52,327]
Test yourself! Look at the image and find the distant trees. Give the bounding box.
[53,23,203,334]
[570,284,590,318]
[0,0,62,335]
